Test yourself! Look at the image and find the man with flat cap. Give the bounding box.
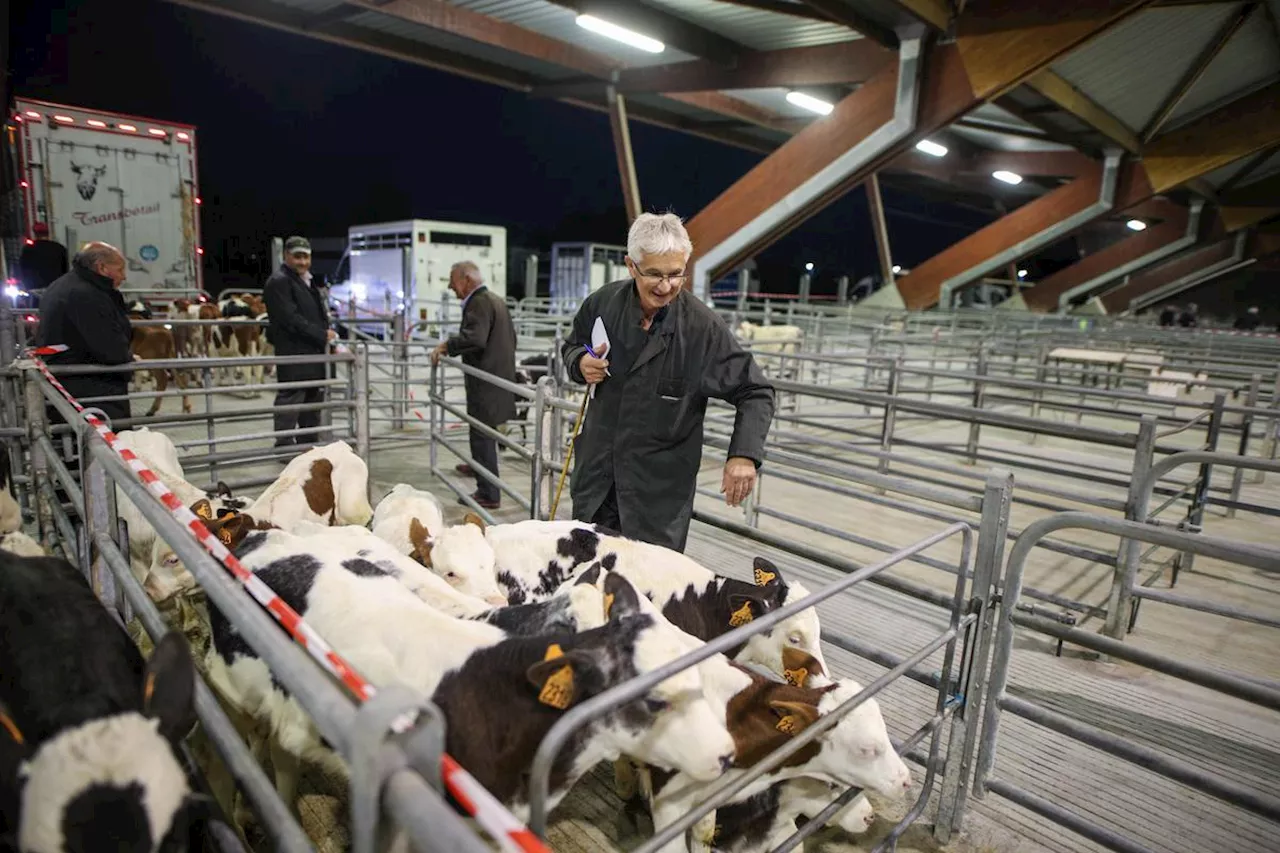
[263,236,336,448]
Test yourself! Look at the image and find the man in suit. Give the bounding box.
[263,236,336,449]
[431,261,516,510]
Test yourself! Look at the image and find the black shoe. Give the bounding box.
[458,492,500,511]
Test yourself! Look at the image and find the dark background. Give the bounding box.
[8,0,1011,298]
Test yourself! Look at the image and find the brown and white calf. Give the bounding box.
[128,306,192,417]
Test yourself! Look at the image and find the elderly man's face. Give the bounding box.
[286,251,312,275]
[97,254,127,288]
[627,251,689,316]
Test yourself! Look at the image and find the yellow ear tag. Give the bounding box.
[143,672,156,708]
[603,592,615,619]
[0,712,24,745]
[538,645,575,710]
[776,714,799,734]
[783,666,808,687]
[754,567,776,586]
[217,527,234,546]
[729,600,754,627]
[544,644,564,661]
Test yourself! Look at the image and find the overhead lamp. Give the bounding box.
[993,170,1023,185]
[892,264,902,274]
[575,14,664,53]
[1017,269,1028,279]
[804,262,815,272]
[1126,219,1147,231]
[915,139,948,158]
[786,91,834,116]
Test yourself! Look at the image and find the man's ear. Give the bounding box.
[142,633,198,744]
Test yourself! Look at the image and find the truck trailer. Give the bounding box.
[12,98,201,295]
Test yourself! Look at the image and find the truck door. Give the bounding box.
[115,149,191,291]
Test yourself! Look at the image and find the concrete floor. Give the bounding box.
[113,359,1280,853]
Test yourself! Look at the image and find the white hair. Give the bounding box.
[627,213,693,263]
[452,261,483,286]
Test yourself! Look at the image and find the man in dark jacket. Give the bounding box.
[431,261,517,510]
[263,236,335,448]
[33,241,135,424]
[19,223,69,296]
[1158,304,1178,327]
[1234,306,1261,331]
[561,213,775,552]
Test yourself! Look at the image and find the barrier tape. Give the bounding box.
[20,350,549,853]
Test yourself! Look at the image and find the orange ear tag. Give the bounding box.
[783,666,808,687]
[729,601,754,627]
[753,567,776,586]
[194,502,213,520]
[603,592,615,619]
[775,715,799,734]
[218,527,234,546]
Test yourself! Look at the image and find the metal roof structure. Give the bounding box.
[159,0,1280,312]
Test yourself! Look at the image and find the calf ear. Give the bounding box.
[575,561,603,588]
[727,592,769,628]
[769,700,820,735]
[462,512,486,532]
[602,573,642,622]
[142,633,198,744]
[752,557,783,587]
[214,481,234,499]
[526,646,593,710]
[208,513,256,550]
[408,517,434,567]
[781,647,824,687]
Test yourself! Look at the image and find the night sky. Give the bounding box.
[10,0,999,296]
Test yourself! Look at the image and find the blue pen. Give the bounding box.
[585,343,611,378]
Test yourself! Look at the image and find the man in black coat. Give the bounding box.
[431,261,517,510]
[561,213,775,552]
[1234,306,1261,331]
[18,223,69,295]
[263,236,335,448]
[33,241,135,425]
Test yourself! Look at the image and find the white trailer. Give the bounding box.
[548,242,628,313]
[12,98,202,294]
[330,219,506,337]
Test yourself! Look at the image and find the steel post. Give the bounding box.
[23,369,51,546]
[1105,416,1157,639]
[0,295,15,367]
[530,378,550,520]
[1177,392,1225,578]
[878,357,901,477]
[81,446,121,614]
[967,348,988,464]
[1227,373,1261,514]
[354,343,371,463]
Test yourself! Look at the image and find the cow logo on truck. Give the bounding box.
[69,162,108,200]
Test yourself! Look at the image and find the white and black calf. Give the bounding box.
[0,550,207,853]
[205,531,736,820]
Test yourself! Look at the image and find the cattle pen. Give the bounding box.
[1,297,1279,853]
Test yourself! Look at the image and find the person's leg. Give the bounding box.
[469,427,501,504]
[590,485,622,532]
[296,386,324,446]
[273,388,304,446]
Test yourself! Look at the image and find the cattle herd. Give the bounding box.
[125,293,275,416]
[0,434,913,853]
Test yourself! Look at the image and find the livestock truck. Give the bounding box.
[11,98,202,295]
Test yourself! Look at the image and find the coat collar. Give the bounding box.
[73,259,117,293]
[627,288,680,376]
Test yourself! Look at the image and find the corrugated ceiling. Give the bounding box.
[647,0,859,50]
[1164,7,1280,129]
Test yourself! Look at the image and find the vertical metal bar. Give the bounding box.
[866,173,896,288]
[1228,374,1260,516]
[428,360,439,474]
[1105,416,1157,639]
[0,295,15,366]
[967,348,988,464]
[607,82,642,223]
[935,470,1013,841]
[530,378,549,520]
[24,371,51,546]
[82,448,121,613]
[736,268,749,313]
[354,344,371,463]
[202,367,217,483]
[1177,392,1225,578]
[878,357,900,476]
[392,313,407,429]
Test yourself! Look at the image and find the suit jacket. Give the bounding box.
[446,287,517,427]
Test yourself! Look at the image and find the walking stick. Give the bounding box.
[549,391,590,520]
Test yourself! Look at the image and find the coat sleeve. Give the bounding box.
[700,319,775,468]
[264,275,327,348]
[446,296,494,357]
[561,297,596,385]
[67,294,133,366]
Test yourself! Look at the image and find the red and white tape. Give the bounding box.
[22,349,549,853]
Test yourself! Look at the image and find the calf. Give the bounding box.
[0,531,45,557]
[205,539,735,818]
[0,550,205,852]
[483,520,827,680]
[705,777,874,853]
[735,321,803,355]
[370,484,506,604]
[0,449,19,534]
[130,315,192,417]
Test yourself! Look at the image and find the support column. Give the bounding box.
[607,83,642,223]
[866,173,896,290]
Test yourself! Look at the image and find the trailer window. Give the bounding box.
[429,231,492,248]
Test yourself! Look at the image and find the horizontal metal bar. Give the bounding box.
[983,778,1156,853]
[30,353,353,373]
[1130,585,1280,628]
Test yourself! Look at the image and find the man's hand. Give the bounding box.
[326,329,338,343]
[579,342,610,384]
[430,341,448,366]
[722,456,757,508]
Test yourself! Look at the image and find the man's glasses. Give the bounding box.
[637,271,689,286]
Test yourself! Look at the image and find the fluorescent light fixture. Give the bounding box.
[786,91,834,115]
[993,170,1023,185]
[1126,219,1147,231]
[118,124,137,132]
[87,119,107,128]
[1017,269,1028,279]
[892,264,902,274]
[53,115,74,124]
[915,139,948,158]
[148,128,167,136]
[164,323,173,330]
[24,111,40,119]
[575,14,664,53]
[804,262,815,272]
[3,285,18,300]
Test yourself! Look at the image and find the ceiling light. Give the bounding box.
[575,14,663,53]
[915,139,948,158]
[1017,269,1028,279]
[992,170,1023,185]
[1126,219,1147,231]
[892,264,902,274]
[786,91,833,116]
[804,262,814,272]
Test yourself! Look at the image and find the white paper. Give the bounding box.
[589,317,610,399]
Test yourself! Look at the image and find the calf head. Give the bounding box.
[536,573,735,782]
[733,558,828,679]
[1,633,211,853]
[722,657,828,769]
[69,162,108,201]
[803,680,912,800]
[146,500,274,600]
[412,513,505,605]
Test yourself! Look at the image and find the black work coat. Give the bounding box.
[561,281,775,552]
[263,264,330,383]
[446,287,517,428]
[33,261,133,423]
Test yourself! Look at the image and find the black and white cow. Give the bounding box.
[0,550,207,852]
[205,528,736,820]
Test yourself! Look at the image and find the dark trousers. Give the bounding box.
[273,387,324,446]
[590,485,622,534]
[469,427,501,503]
